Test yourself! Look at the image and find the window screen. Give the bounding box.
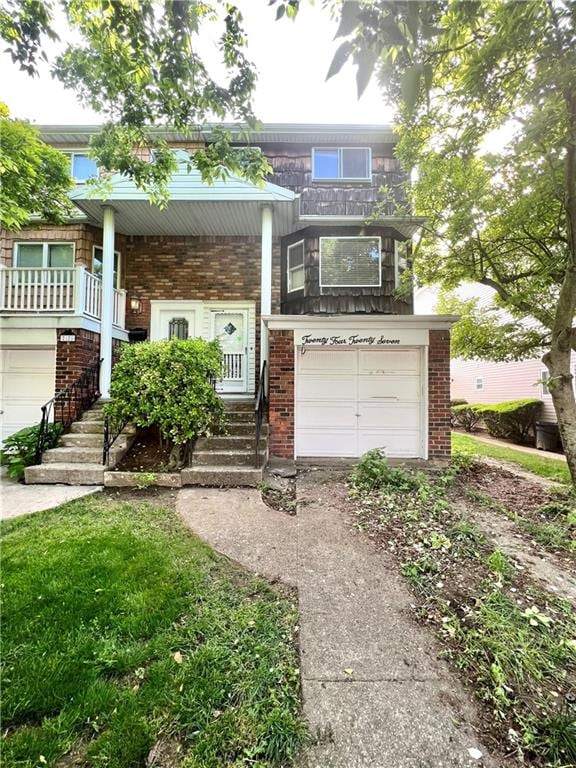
[287,241,305,292]
[320,237,381,287]
[312,148,371,180]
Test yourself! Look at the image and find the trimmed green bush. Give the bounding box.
[451,403,484,432]
[106,338,225,468]
[450,398,468,408]
[0,423,63,480]
[475,398,543,444]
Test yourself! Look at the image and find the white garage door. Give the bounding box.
[0,348,56,445]
[296,348,423,458]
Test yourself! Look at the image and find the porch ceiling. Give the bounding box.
[70,165,298,236]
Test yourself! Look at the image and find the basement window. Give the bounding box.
[287,240,305,292]
[320,236,381,288]
[312,147,371,181]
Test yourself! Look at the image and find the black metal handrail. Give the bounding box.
[254,361,267,468]
[102,413,128,466]
[36,358,102,463]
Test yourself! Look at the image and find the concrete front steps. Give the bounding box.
[25,402,135,485]
[184,400,267,487]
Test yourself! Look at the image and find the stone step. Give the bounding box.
[193,449,266,467]
[223,410,254,424]
[226,422,268,437]
[90,400,106,410]
[81,410,106,422]
[59,433,130,448]
[195,435,258,451]
[42,446,123,465]
[181,465,263,487]
[223,401,255,413]
[25,463,105,485]
[70,421,136,435]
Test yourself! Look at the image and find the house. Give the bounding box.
[416,284,576,423]
[0,124,456,481]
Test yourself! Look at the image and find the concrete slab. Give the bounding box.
[177,487,297,585]
[1,472,101,520]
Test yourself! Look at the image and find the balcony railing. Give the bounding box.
[0,266,126,329]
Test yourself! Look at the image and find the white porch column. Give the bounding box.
[99,205,115,399]
[260,204,273,384]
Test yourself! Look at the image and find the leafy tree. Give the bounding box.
[0,103,73,228]
[319,0,576,484]
[0,0,271,204]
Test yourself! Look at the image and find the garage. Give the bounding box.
[295,347,424,458]
[0,347,56,445]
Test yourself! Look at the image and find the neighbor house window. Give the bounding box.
[65,152,98,182]
[287,240,305,292]
[312,148,371,181]
[14,242,75,269]
[92,246,121,289]
[394,240,409,288]
[320,237,381,288]
[475,376,484,391]
[541,369,550,396]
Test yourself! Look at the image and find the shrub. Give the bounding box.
[0,423,62,480]
[451,403,484,432]
[475,399,543,444]
[106,338,225,469]
[350,448,423,493]
[450,398,468,408]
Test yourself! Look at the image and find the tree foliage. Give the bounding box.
[0,0,271,204]
[0,103,73,229]
[322,0,576,483]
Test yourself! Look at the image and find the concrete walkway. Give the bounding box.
[465,432,567,462]
[0,472,100,520]
[178,472,494,767]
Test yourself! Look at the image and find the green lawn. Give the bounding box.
[452,432,571,485]
[1,494,305,768]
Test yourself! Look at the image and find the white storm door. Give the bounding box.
[211,310,248,393]
[152,306,198,340]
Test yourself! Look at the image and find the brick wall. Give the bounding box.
[55,328,101,392]
[123,235,281,333]
[428,329,451,459]
[268,329,295,459]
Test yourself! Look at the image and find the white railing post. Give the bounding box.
[100,205,116,399]
[0,265,6,311]
[74,265,86,315]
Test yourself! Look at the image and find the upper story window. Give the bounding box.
[475,376,484,391]
[540,369,550,397]
[312,147,371,182]
[14,242,75,269]
[92,246,121,289]
[287,240,305,292]
[65,152,98,182]
[320,237,381,288]
[394,240,409,288]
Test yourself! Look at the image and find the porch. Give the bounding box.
[0,266,126,329]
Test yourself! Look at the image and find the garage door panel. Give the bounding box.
[297,376,357,401]
[358,403,420,429]
[1,347,56,444]
[359,430,420,458]
[358,349,419,374]
[299,349,357,374]
[297,402,357,429]
[296,429,357,457]
[358,375,420,401]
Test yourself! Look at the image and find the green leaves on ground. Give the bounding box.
[1,495,306,767]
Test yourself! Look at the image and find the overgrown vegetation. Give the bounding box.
[452,399,543,444]
[453,433,571,486]
[349,450,576,766]
[106,339,225,470]
[1,494,306,767]
[0,422,62,479]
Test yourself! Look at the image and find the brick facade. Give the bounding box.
[268,329,295,459]
[428,329,451,459]
[55,328,101,392]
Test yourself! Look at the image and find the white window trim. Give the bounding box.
[63,150,99,183]
[287,240,305,293]
[475,376,484,391]
[92,245,122,289]
[540,369,551,397]
[394,239,409,288]
[319,235,382,289]
[311,147,372,182]
[13,241,76,268]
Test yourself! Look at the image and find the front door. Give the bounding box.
[211,310,248,393]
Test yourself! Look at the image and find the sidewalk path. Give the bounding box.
[1,473,100,520]
[465,432,567,462]
[178,471,494,767]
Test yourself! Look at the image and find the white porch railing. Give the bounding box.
[0,266,126,329]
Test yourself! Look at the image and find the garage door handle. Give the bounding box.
[371,396,400,400]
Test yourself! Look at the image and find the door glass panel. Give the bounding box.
[214,313,245,353]
[168,317,189,340]
[15,244,43,268]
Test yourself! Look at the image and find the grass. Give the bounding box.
[0,493,306,768]
[452,432,571,485]
[349,451,576,766]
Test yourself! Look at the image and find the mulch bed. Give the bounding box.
[115,428,173,472]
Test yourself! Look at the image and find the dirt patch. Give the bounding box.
[462,462,554,514]
[116,428,174,472]
[103,486,179,507]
